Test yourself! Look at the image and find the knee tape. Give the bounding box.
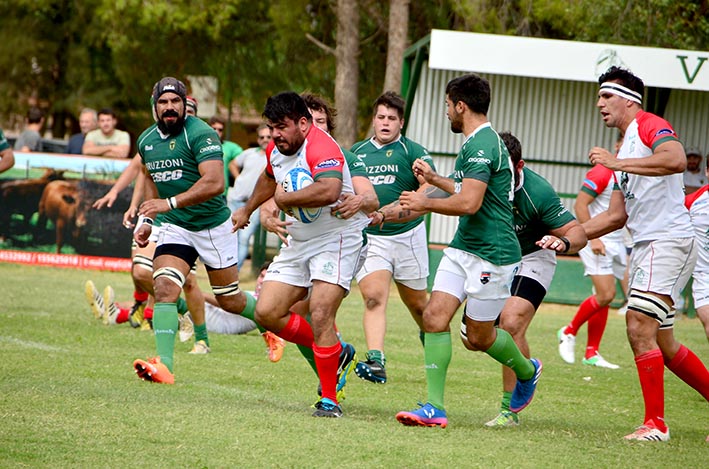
[213,280,241,297]
[627,290,670,324]
[153,266,186,288]
[133,254,153,272]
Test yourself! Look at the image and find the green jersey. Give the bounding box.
[343,148,367,178]
[449,124,521,265]
[514,167,575,256]
[351,135,434,236]
[137,116,230,231]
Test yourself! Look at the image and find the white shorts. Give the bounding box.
[629,238,697,306]
[432,247,519,321]
[517,249,557,291]
[692,271,709,309]
[157,219,238,270]
[355,223,428,290]
[265,229,364,291]
[203,302,257,335]
[578,239,627,279]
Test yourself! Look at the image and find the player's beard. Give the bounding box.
[158,110,185,135]
[275,136,304,156]
[449,112,463,134]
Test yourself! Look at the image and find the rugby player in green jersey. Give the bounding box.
[131,77,259,384]
[394,74,542,428]
[474,132,586,427]
[350,91,434,384]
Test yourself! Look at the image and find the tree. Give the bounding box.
[382,0,410,94]
[334,0,361,147]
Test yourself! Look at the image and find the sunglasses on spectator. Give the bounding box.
[212,126,224,132]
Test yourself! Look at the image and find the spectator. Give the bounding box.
[82,108,131,158]
[0,128,15,173]
[683,147,706,194]
[14,107,45,152]
[227,123,270,267]
[67,108,98,154]
[208,116,242,195]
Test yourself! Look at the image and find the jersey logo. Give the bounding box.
[145,145,153,151]
[480,272,491,285]
[583,178,598,191]
[386,150,393,157]
[314,158,341,170]
[655,128,675,137]
[169,140,176,151]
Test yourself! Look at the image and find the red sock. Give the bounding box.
[143,307,153,320]
[314,342,342,403]
[665,344,709,402]
[585,306,609,358]
[116,307,130,324]
[635,349,666,431]
[566,295,600,335]
[134,290,149,302]
[277,313,314,348]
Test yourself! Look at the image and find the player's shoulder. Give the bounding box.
[350,138,370,153]
[136,124,159,148]
[399,135,429,155]
[523,166,555,194]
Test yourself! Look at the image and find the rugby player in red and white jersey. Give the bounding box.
[232,91,369,418]
[583,66,709,442]
[684,170,709,344]
[557,138,627,370]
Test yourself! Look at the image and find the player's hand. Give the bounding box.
[331,193,363,220]
[536,234,566,252]
[590,238,606,256]
[93,190,117,210]
[122,205,138,229]
[133,224,151,248]
[399,190,427,212]
[412,159,437,185]
[588,147,619,170]
[261,204,291,245]
[368,210,385,227]
[138,198,168,220]
[231,206,252,232]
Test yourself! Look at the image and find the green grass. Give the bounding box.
[0,262,707,468]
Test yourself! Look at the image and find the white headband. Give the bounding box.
[599,82,642,105]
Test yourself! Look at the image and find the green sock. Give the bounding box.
[501,391,513,412]
[297,344,319,375]
[153,302,178,372]
[176,297,188,315]
[194,322,209,346]
[238,291,265,333]
[485,329,534,380]
[367,349,385,367]
[424,332,452,410]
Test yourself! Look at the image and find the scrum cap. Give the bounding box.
[152,77,187,104]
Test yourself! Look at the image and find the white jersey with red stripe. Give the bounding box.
[616,110,692,244]
[686,185,709,273]
[581,164,623,243]
[265,125,369,241]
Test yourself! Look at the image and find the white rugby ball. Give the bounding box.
[281,167,322,223]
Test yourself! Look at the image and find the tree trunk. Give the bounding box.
[382,0,409,95]
[334,0,359,148]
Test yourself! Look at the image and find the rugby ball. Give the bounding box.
[281,167,322,223]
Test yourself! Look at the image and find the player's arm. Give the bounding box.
[412,159,456,194]
[0,147,15,173]
[536,220,587,255]
[94,153,142,209]
[331,175,379,219]
[574,189,607,255]
[275,175,341,210]
[581,188,627,240]
[371,184,450,226]
[260,197,291,245]
[590,140,685,176]
[400,175,484,216]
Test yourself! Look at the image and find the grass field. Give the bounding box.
[1,262,708,468]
